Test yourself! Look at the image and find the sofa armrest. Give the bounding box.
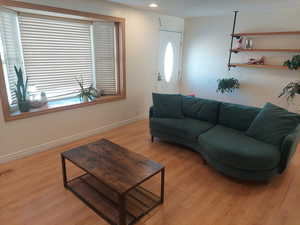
[279,124,300,173]
[149,106,155,118]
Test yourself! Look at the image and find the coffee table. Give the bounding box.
[61,139,165,225]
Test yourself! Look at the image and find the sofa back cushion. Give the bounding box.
[218,102,261,131]
[152,93,184,119]
[246,103,300,146]
[182,96,220,124]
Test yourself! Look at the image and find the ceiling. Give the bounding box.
[106,0,300,17]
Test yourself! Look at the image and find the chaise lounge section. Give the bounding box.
[150,94,300,181]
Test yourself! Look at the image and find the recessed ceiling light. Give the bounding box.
[149,3,158,8]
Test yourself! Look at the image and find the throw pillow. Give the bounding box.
[152,93,184,119]
[246,103,300,146]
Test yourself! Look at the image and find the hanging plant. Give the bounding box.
[216,77,240,94]
[284,55,300,70]
[279,81,300,102]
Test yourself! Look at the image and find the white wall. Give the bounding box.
[0,0,184,163]
[181,9,300,112]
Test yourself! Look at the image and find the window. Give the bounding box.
[93,22,118,95]
[0,8,24,105]
[164,42,174,83]
[18,14,94,100]
[0,2,126,121]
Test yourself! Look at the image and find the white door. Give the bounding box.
[156,31,182,94]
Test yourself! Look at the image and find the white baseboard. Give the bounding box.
[0,114,147,164]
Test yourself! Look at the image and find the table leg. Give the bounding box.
[119,194,126,225]
[160,168,165,204]
[61,155,67,188]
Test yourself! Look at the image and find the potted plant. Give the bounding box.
[284,55,300,70]
[279,81,300,102]
[77,78,99,102]
[14,66,30,112]
[216,77,240,94]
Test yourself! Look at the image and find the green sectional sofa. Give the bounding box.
[150,94,300,181]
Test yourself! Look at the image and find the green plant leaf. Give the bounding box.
[216,77,240,94]
[284,55,300,70]
[279,81,300,102]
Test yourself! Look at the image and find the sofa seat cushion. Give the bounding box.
[198,125,281,171]
[150,117,214,140]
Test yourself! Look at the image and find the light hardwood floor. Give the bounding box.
[1,120,300,225]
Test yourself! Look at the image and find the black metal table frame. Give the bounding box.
[61,154,165,225]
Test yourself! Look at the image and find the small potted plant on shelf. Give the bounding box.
[284,55,300,70]
[77,77,100,102]
[14,66,30,112]
[279,81,300,102]
[216,77,240,94]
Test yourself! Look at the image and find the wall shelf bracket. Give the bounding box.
[228,11,239,71]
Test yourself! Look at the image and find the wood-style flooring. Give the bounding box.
[0,120,300,225]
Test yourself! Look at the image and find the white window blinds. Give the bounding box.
[93,22,117,95]
[18,14,94,100]
[0,9,24,105]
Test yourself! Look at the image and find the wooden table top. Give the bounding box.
[62,139,164,194]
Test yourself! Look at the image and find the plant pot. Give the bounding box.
[18,101,30,112]
[83,95,89,102]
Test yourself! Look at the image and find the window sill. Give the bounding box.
[5,95,126,121]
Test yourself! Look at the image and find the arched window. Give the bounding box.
[164,42,174,82]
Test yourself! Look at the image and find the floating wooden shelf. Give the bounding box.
[230,63,288,70]
[227,12,300,70]
[232,31,300,37]
[231,48,300,53]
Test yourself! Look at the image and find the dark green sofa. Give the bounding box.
[150,95,300,181]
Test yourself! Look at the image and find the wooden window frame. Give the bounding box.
[0,0,126,121]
